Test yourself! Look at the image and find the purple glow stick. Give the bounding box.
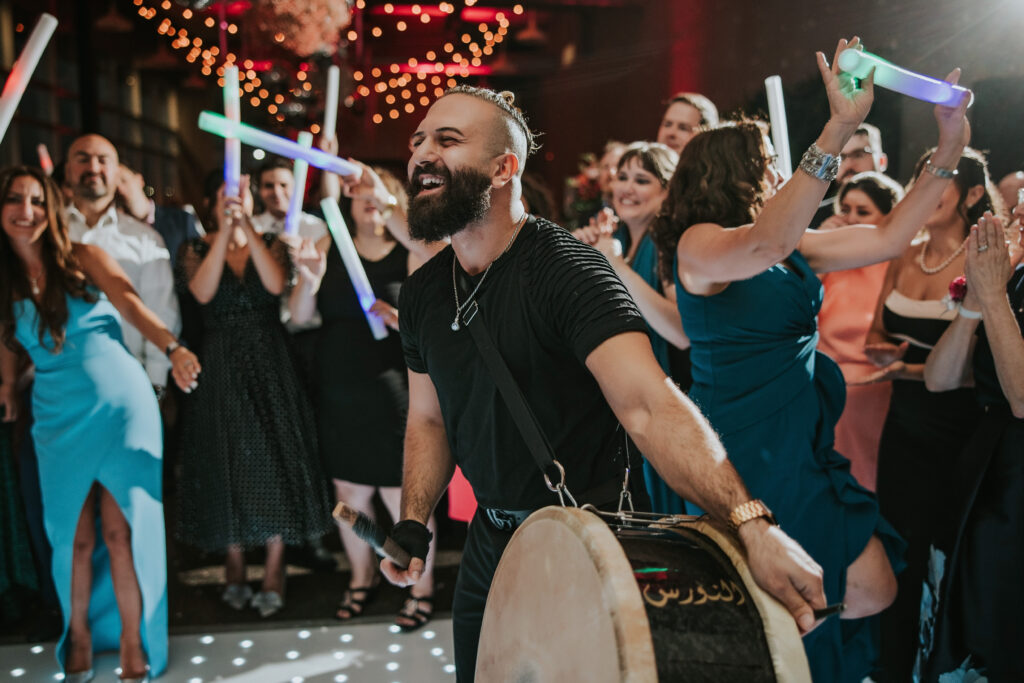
[837,49,972,108]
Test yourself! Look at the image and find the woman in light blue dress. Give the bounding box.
[0,166,200,682]
[652,40,971,681]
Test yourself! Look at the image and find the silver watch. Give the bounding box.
[798,143,841,183]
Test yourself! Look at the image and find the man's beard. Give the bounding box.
[74,175,108,201]
[407,163,493,242]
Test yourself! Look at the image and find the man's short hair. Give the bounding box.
[255,157,293,184]
[667,92,719,127]
[441,85,539,173]
[853,122,884,155]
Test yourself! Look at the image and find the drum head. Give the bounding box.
[476,507,657,683]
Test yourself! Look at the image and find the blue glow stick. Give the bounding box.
[320,198,389,340]
[284,131,313,236]
[198,112,362,178]
[837,49,972,108]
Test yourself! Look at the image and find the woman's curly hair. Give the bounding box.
[652,119,773,282]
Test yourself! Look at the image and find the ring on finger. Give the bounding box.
[977,244,990,253]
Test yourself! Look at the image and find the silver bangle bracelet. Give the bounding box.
[924,158,958,179]
[798,143,841,183]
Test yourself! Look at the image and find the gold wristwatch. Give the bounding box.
[728,499,778,530]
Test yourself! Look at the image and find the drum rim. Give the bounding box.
[477,505,659,682]
[683,517,812,683]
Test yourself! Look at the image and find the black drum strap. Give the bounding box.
[462,301,568,493]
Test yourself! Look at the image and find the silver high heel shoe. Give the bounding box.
[64,670,95,683]
[250,590,284,618]
[222,583,254,610]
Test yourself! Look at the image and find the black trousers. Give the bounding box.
[452,512,515,682]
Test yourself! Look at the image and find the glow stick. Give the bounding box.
[0,13,58,144]
[764,76,792,180]
[837,49,972,108]
[199,112,361,178]
[320,198,389,340]
[223,65,241,197]
[36,143,53,176]
[323,65,340,142]
[284,131,313,236]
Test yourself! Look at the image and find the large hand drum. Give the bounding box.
[475,507,810,682]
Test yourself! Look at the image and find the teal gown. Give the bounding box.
[614,227,685,514]
[13,292,167,676]
[676,250,904,682]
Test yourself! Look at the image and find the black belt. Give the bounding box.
[481,507,533,531]
[479,476,630,532]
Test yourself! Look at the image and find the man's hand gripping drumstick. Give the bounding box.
[332,502,415,570]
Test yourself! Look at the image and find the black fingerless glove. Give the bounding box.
[390,520,433,561]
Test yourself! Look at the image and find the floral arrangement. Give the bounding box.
[246,0,352,57]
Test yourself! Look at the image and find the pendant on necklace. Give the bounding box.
[451,320,460,331]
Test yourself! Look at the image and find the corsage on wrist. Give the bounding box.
[942,275,982,319]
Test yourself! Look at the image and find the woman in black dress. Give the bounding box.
[922,210,1024,680]
[290,165,444,629]
[862,148,1003,681]
[176,178,331,618]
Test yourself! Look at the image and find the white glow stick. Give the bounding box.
[764,76,792,180]
[0,13,58,144]
[284,131,313,236]
[323,65,340,142]
[838,49,973,108]
[320,198,389,340]
[198,111,361,178]
[223,65,241,197]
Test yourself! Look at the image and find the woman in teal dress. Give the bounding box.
[0,166,200,681]
[651,40,971,681]
[576,141,691,512]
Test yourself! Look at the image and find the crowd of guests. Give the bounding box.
[1,38,1023,683]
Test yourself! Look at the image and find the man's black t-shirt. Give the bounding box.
[399,216,649,510]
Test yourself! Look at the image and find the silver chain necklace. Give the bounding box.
[450,214,527,331]
[917,236,967,275]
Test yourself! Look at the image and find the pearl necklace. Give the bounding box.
[450,214,528,332]
[917,237,967,275]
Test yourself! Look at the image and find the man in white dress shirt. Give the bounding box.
[63,134,181,396]
[250,157,328,244]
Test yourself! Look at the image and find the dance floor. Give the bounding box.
[0,618,457,682]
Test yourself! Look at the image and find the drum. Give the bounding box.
[475,506,810,682]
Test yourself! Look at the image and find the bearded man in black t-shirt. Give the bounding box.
[364,86,829,681]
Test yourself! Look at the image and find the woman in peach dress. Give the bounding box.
[817,171,905,490]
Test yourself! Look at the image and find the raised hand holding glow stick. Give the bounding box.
[764,76,792,180]
[223,65,242,197]
[320,198,389,340]
[0,13,58,144]
[284,132,313,236]
[838,49,972,108]
[198,112,362,179]
[323,65,340,142]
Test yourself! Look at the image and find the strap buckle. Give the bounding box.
[543,459,578,508]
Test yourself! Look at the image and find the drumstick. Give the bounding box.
[813,602,845,620]
[332,501,412,569]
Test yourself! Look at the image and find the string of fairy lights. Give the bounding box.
[128,0,524,127]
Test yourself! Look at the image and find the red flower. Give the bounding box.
[949,275,967,303]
